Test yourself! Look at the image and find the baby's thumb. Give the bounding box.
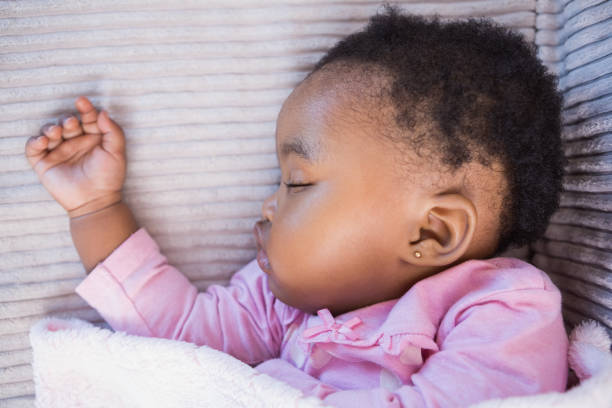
[97,110,125,155]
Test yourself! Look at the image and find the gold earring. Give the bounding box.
[414,251,422,258]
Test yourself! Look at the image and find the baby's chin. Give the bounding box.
[265,277,322,315]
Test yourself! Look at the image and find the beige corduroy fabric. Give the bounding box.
[531,0,611,339]
[1,0,610,406]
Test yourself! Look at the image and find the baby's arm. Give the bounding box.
[70,201,139,274]
[75,226,302,364]
[25,96,137,273]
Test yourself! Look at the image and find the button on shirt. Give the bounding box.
[75,227,568,407]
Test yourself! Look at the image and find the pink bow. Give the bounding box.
[302,308,363,341]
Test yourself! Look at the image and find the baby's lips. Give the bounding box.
[253,220,269,251]
[253,221,273,274]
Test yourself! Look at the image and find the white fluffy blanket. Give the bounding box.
[29,318,611,408]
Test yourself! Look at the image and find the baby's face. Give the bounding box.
[253,72,439,315]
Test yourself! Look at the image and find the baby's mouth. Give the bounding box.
[256,248,272,274]
[253,220,272,274]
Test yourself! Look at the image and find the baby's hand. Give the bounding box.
[25,96,127,218]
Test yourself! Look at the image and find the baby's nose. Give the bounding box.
[261,192,277,222]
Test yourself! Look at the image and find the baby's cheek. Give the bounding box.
[268,210,359,294]
[270,230,315,277]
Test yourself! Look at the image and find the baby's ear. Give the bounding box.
[407,194,477,266]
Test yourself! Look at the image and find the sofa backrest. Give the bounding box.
[530,0,611,339]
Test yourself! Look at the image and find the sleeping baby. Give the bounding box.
[25,5,569,407]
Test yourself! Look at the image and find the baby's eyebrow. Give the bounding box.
[279,136,320,163]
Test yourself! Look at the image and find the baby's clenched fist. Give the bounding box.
[25,96,128,218]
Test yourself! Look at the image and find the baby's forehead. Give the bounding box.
[294,63,392,106]
[277,72,442,180]
[277,87,395,163]
[279,66,396,139]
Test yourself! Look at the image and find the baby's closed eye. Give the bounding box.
[284,182,313,193]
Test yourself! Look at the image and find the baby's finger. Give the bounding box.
[97,110,126,155]
[25,135,49,169]
[42,124,63,150]
[61,116,83,139]
[75,96,101,134]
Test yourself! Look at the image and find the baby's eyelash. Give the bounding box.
[283,182,312,189]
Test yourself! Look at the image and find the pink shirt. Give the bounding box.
[75,227,568,407]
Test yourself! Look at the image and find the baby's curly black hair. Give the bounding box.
[304,3,565,255]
